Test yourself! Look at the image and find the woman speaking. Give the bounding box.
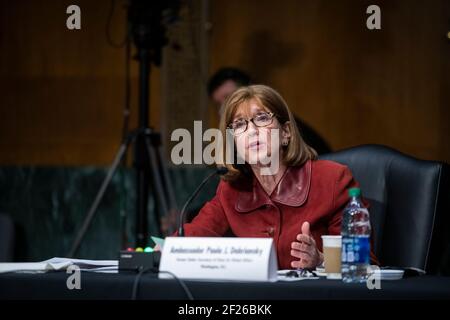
[180,84,375,270]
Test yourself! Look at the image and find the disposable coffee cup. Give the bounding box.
[321,235,342,279]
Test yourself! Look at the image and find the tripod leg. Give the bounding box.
[156,143,177,209]
[155,143,179,234]
[144,136,169,235]
[67,139,132,258]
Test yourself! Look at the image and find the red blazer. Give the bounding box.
[182,159,377,269]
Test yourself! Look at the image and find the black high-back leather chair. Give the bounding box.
[319,144,450,274]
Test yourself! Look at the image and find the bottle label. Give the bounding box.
[341,236,370,264]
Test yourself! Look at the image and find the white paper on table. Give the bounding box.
[0,257,118,273]
[277,269,320,281]
[44,257,118,268]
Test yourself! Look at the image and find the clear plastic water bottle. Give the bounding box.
[341,187,371,283]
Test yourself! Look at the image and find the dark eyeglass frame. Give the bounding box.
[227,112,275,136]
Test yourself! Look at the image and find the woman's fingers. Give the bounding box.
[291,241,310,252]
[290,249,310,260]
[296,233,315,245]
[291,232,320,269]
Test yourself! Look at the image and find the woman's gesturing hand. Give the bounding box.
[290,221,324,269]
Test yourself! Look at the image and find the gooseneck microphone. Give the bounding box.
[178,167,228,237]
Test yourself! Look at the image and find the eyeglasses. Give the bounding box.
[227,112,275,136]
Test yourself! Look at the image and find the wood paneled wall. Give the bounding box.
[0,0,160,165]
[0,0,449,165]
[209,0,450,163]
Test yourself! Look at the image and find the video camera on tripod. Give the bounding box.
[68,0,181,258]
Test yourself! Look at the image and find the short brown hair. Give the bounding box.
[218,85,317,181]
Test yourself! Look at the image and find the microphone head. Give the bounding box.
[216,167,228,175]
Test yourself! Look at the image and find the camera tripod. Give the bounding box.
[67,0,180,257]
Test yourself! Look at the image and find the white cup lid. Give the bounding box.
[321,235,342,247]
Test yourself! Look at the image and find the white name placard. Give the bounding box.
[158,237,278,282]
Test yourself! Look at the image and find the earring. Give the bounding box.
[282,140,289,146]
